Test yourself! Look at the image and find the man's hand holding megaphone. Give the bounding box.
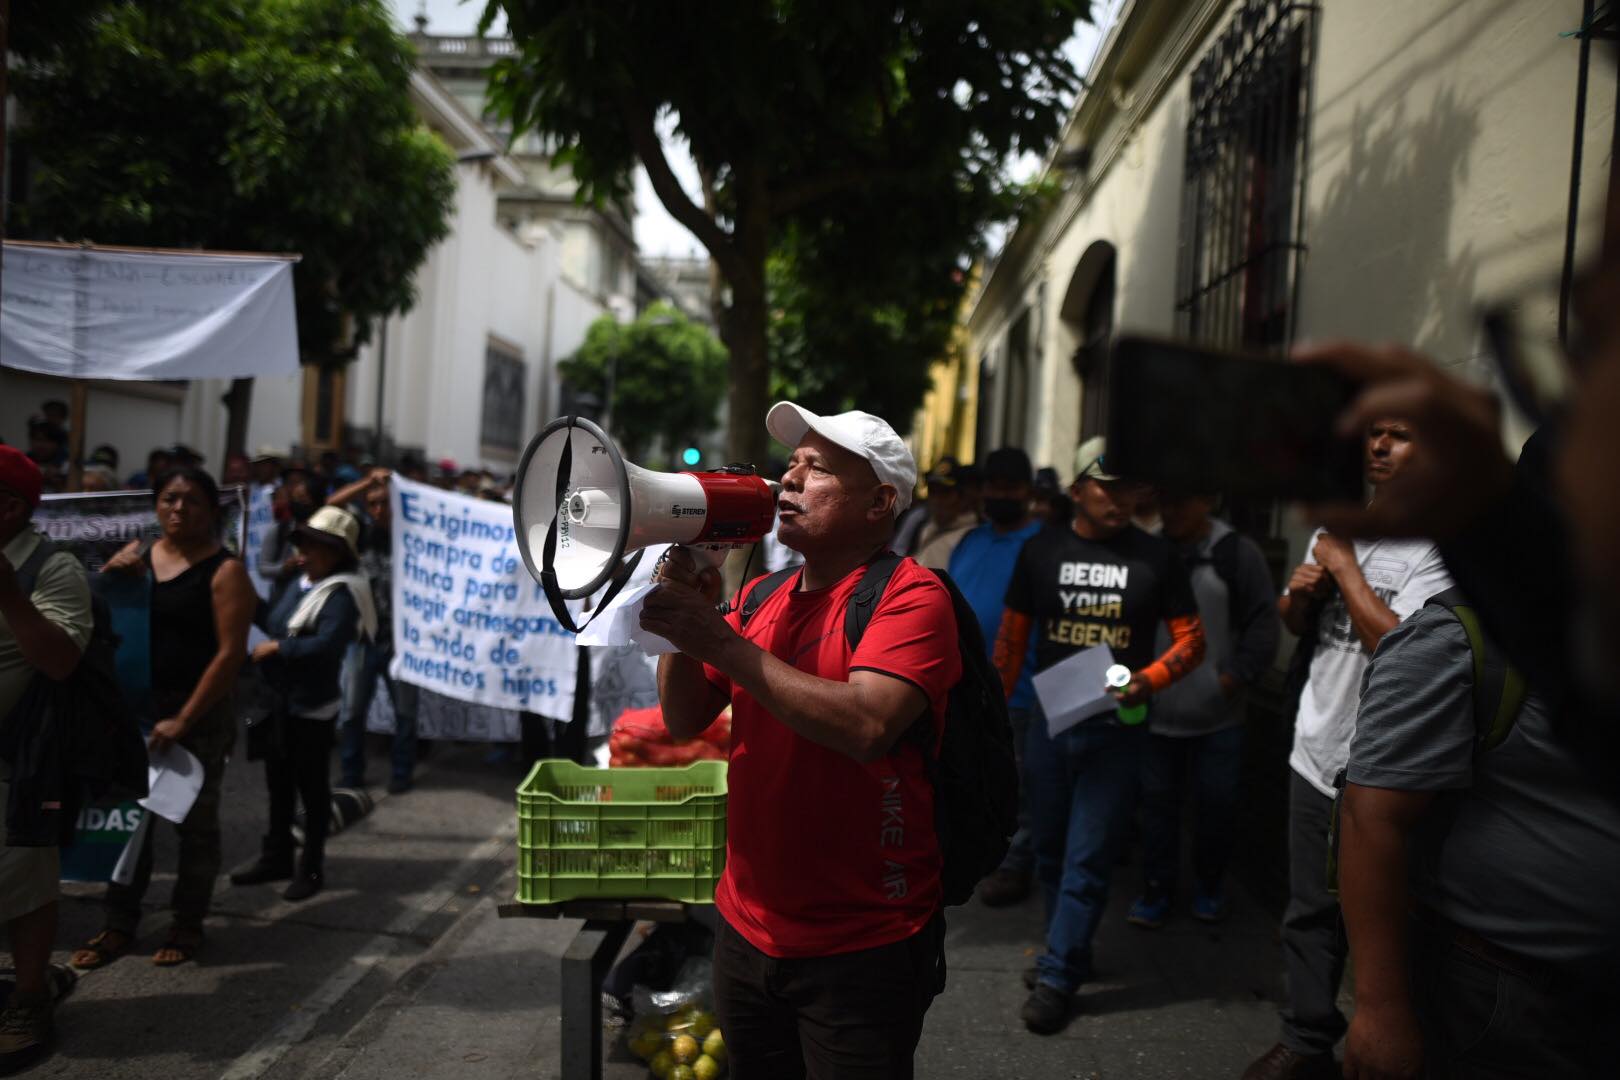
[640,546,733,664]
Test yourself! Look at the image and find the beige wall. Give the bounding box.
[967,0,1614,497]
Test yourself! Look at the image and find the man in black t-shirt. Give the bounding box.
[995,437,1205,1035]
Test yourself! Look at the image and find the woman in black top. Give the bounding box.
[72,467,256,969]
[231,506,373,902]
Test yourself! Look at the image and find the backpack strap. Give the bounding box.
[737,567,799,629]
[13,537,59,597]
[1425,587,1527,752]
[843,551,905,649]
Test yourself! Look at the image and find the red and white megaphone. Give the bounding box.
[512,416,778,624]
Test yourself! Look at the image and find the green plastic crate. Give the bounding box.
[515,759,727,905]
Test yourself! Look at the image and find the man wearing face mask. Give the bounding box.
[948,447,1044,906]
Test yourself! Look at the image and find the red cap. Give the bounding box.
[0,446,43,508]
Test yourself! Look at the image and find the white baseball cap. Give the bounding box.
[766,401,918,515]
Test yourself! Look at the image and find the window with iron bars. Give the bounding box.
[1174,0,1316,541]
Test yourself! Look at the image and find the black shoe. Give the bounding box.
[386,776,412,795]
[1021,966,1039,991]
[282,872,323,902]
[1020,983,1071,1035]
[230,856,293,886]
[1240,1043,1341,1080]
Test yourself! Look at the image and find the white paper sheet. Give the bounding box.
[139,743,205,825]
[1032,644,1121,737]
[574,582,680,655]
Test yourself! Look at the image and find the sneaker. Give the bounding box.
[282,872,324,902]
[0,995,53,1076]
[1192,889,1229,923]
[1240,1043,1341,1080]
[976,867,1032,907]
[1126,894,1170,929]
[387,776,413,795]
[1020,983,1071,1035]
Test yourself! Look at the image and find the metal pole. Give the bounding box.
[372,316,388,460]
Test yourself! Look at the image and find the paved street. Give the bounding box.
[3,735,1296,1080]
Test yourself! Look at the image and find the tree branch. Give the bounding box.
[614,87,744,284]
[773,165,912,216]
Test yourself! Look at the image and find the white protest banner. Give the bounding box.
[37,486,248,571]
[365,684,524,743]
[244,484,276,600]
[1,241,298,381]
[389,476,579,714]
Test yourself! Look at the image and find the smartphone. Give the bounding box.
[1105,335,1364,502]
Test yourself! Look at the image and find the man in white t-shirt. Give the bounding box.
[1243,419,1453,1080]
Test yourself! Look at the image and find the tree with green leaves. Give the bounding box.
[11,0,456,453]
[483,0,1085,465]
[560,302,728,467]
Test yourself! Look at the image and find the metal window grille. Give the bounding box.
[481,344,527,455]
[1175,0,1316,352]
[1073,252,1116,442]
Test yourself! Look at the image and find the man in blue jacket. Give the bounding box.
[948,447,1043,906]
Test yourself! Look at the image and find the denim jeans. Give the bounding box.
[1138,724,1245,900]
[338,639,417,787]
[1410,919,1620,1078]
[1026,705,1145,993]
[998,707,1035,876]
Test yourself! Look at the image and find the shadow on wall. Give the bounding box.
[1302,85,1483,367]
[1234,86,1480,917]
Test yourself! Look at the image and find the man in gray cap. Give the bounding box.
[643,402,961,1079]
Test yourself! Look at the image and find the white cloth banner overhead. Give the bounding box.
[0,242,299,380]
[389,476,580,715]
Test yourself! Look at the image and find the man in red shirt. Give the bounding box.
[642,402,961,1080]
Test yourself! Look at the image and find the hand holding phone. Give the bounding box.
[1106,335,1364,502]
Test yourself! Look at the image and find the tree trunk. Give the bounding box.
[721,282,770,469]
[223,376,255,458]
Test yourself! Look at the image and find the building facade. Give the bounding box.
[959,0,1616,901]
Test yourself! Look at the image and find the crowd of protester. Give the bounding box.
[7,206,1620,1080]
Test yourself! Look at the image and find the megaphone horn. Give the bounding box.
[512,416,779,626]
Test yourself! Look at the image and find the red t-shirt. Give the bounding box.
[701,557,961,959]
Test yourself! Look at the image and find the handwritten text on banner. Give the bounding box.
[388,476,579,714]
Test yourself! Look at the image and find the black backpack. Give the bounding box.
[1,539,149,847]
[738,552,1019,907]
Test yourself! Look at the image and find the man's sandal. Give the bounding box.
[69,930,132,971]
[152,930,202,967]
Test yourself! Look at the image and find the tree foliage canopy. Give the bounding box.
[12,0,457,364]
[559,303,728,467]
[484,0,1085,462]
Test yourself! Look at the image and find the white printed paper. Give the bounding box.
[1033,644,1120,737]
[575,583,679,656]
[140,743,205,825]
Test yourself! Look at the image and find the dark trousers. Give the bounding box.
[1139,724,1245,899]
[265,714,334,874]
[1411,920,1620,1079]
[1279,770,1347,1055]
[711,913,944,1080]
[338,640,417,787]
[1026,707,1144,992]
[105,704,232,936]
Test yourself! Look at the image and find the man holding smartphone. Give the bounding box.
[993,437,1206,1035]
[1244,420,1453,1080]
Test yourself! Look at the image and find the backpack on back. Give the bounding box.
[1,539,149,847]
[1324,588,1527,893]
[738,552,1019,907]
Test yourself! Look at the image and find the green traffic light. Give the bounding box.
[682,447,702,466]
